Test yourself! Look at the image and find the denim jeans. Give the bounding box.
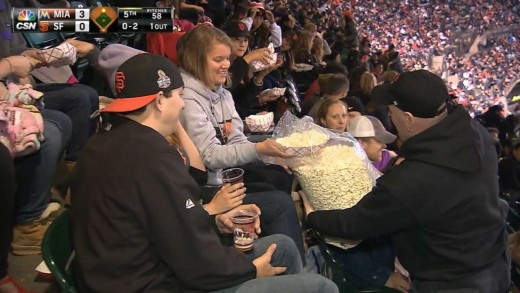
[213,234,338,293]
[243,191,305,264]
[330,236,395,290]
[0,143,15,278]
[35,83,98,161]
[13,109,71,223]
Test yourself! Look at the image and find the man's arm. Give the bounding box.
[307,185,417,240]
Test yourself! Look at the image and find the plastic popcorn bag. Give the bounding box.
[268,112,381,249]
[250,43,277,72]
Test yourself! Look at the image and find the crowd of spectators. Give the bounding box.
[290,0,519,116]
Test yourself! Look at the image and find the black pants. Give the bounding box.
[0,144,16,278]
[413,245,511,293]
[240,163,294,195]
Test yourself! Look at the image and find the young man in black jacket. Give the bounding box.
[71,54,337,293]
[308,70,510,293]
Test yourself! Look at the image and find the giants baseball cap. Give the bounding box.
[348,115,396,144]
[371,70,450,118]
[102,54,184,113]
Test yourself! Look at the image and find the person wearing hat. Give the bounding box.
[348,115,397,169]
[71,53,338,293]
[223,20,283,119]
[308,70,510,292]
[243,2,282,50]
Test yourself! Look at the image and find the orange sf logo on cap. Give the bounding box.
[238,22,246,31]
[115,72,125,93]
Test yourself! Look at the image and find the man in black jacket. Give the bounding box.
[71,54,337,292]
[308,70,510,293]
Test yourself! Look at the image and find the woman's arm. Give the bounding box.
[174,121,206,171]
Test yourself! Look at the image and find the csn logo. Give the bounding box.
[15,9,37,30]
[15,22,37,30]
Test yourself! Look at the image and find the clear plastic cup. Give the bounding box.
[222,168,244,185]
[230,210,258,252]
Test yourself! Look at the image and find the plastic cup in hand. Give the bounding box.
[230,210,258,252]
[222,168,244,185]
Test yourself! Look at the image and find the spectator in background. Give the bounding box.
[347,115,397,171]
[0,55,71,258]
[305,73,349,119]
[223,21,283,119]
[499,140,520,200]
[315,99,349,132]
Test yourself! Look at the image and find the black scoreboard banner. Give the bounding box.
[12,7,177,33]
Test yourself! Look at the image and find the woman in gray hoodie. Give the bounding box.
[177,24,305,261]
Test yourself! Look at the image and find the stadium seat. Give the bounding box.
[22,32,62,49]
[41,209,78,293]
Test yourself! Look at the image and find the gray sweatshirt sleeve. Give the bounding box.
[180,97,259,170]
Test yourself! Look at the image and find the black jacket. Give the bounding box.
[499,154,520,196]
[308,105,507,282]
[71,118,255,292]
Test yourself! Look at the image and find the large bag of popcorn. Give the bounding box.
[269,112,381,249]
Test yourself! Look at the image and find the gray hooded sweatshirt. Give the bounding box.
[179,70,259,185]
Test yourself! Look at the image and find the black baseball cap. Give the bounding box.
[102,54,184,113]
[371,70,450,118]
[223,20,250,38]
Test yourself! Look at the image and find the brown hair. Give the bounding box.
[360,72,377,96]
[311,35,324,62]
[303,23,317,33]
[318,73,349,97]
[292,30,314,56]
[177,25,234,89]
[316,99,348,127]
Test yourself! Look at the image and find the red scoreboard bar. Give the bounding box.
[11,7,176,33]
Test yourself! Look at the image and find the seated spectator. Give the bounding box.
[315,99,349,132]
[499,140,520,200]
[223,21,284,119]
[308,70,510,293]
[348,115,397,172]
[303,61,349,107]
[71,53,338,293]
[305,73,349,119]
[0,55,71,258]
[1,0,98,171]
[177,24,306,260]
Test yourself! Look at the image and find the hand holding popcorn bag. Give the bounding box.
[250,43,277,72]
[266,112,381,249]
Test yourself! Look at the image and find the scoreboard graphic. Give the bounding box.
[12,7,177,33]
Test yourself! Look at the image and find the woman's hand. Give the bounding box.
[258,89,280,104]
[204,183,246,215]
[243,47,273,65]
[255,139,293,158]
[2,55,37,78]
